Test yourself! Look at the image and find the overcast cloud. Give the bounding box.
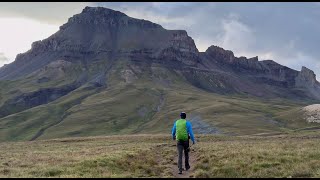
[0,53,9,65]
[0,2,319,79]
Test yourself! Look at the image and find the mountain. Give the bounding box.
[0,7,198,80]
[0,6,319,142]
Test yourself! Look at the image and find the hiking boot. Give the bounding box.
[186,165,190,171]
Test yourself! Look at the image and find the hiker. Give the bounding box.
[171,112,195,174]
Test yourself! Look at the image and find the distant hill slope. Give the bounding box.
[0,6,319,142]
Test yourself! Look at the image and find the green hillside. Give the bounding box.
[0,59,313,142]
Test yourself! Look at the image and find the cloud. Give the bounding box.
[0,53,8,61]
[0,52,10,67]
[214,15,256,57]
[0,2,90,25]
[0,17,59,62]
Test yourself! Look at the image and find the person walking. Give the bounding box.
[171,112,195,174]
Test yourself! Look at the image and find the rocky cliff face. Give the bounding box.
[199,45,320,100]
[294,66,320,99]
[203,45,308,86]
[29,60,73,82]
[205,45,236,64]
[296,66,318,88]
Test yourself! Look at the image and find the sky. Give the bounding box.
[0,2,319,79]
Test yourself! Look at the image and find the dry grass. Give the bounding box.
[193,133,320,178]
[2,133,320,178]
[0,134,175,178]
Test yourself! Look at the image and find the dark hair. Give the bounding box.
[180,112,186,119]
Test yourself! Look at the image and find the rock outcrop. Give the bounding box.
[295,66,318,88]
[295,66,320,99]
[29,60,73,82]
[205,45,236,64]
[0,81,82,118]
[303,104,320,123]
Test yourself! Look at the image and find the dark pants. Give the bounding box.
[177,140,190,172]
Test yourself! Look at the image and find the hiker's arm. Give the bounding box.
[171,122,176,140]
[187,121,195,144]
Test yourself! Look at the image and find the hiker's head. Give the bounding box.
[180,112,186,119]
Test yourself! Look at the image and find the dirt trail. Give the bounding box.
[171,147,197,178]
[152,143,197,178]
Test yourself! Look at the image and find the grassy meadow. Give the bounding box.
[2,132,320,178]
